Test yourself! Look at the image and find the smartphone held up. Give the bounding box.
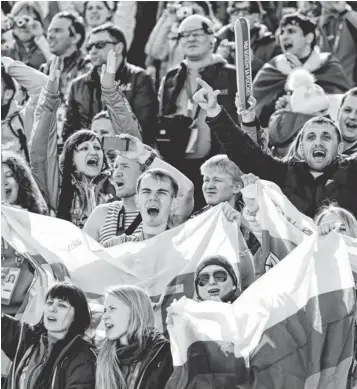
[101,136,130,151]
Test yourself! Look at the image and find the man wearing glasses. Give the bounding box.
[63,22,158,146]
[158,15,237,210]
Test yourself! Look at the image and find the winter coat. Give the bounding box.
[1,314,96,389]
[159,55,238,158]
[62,60,158,146]
[29,86,118,228]
[206,107,357,219]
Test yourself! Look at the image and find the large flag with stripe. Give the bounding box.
[165,231,356,389]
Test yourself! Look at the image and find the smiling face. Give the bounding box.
[47,16,75,56]
[178,15,213,60]
[202,168,241,206]
[113,155,142,199]
[43,297,75,339]
[279,23,311,58]
[136,176,175,228]
[85,1,112,27]
[2,163,19,204]
[301,122,343,171]
[196,264,234,301]
[72,138,104,178]
[338,94,357,143]
[103,294,130,342]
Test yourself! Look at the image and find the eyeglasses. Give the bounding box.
[178,28,212,41]
[86,40,116,52]
[230,7,250,16]
[197,270,228,287]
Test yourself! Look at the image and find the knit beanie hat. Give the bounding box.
[287,69,330,115]
[194,255,238,300]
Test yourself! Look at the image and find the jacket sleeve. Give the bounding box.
[64,350,96,389]
[206,107,288,187]
[101,84,143,140]
[2,56,48,141]
[1,314,34,361]
[29,87,61,212]
[131,72,158,147]
[145,13,173,61]
[150,157,194,227]
[62,81,81,141]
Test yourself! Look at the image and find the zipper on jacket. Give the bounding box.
[135,342,167,389]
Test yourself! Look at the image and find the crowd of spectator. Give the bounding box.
[1,1,357,388]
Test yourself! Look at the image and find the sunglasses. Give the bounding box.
[197,270,228,287]
[86,40,116,52]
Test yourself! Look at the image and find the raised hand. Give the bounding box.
[29,19,44,38]
[275,94,291,111]
[115,134,149,163]
[101,49,117,89]
[317,221,342,236]
[193,78,221,117]
[235,93,256,123]
[241,174,260,216]
[47,56,61,94]
[222,201,242,228]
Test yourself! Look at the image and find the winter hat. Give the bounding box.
[287,69,330,115]
[194,255,238,300]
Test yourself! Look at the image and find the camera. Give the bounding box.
[14,16,33,28]
[176,6,194,21]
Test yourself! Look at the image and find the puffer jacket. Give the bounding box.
[206,107,357,219]
[1,314,96,389]
[159,55,238,158]
[62,60,158,146]
[29,86,118,228]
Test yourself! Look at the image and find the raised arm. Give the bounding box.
[193,78,288,186]
[115,134,194,227]
[100,50,142,140]
[29,57,61,213]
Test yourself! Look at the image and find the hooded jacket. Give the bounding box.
[206,107,357,219]
[1,314,96,389]
[62,60,158,146]
[159,54,237,159]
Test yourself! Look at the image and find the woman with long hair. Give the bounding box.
[1,282,96,389]
[1,150,48,316]
[29,56,117,228]
[96,285,173,389]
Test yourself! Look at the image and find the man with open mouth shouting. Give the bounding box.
[338,87,357,157]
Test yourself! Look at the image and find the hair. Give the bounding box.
[200,154,243,185]
[136,168,179,198]
[96,285,155,389]
[279,12,317,49]
[92,110,110,122]
[227,1,262,15]
[54,11,86,49]
[91,22,127,57]
[33,282,91,389]
[57,130,109,222]
[339,87,357,108]
[10,1,44,25]
[314,204,357,238]
[2,150,48,214]
[1,64,16,95]
[283,116,342,162]
[84,1,118,15]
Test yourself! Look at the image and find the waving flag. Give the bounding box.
[166,231,356,389]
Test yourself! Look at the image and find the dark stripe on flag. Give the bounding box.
[262,230,298,265]
[250,287,356,388]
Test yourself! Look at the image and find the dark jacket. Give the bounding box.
[160,58,238,157]
[124,330,173,389]
[214,24,282,79]
[63,60,158,145]
[1,314,96,389]
[206,107,357,219]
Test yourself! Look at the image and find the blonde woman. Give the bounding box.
[96,285,173,389]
